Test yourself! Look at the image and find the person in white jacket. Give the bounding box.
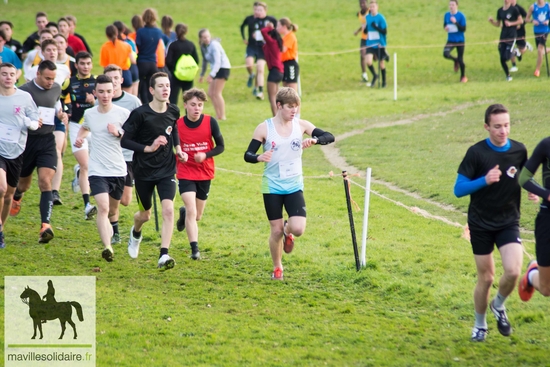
[198,29,230,121]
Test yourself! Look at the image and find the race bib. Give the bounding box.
[368,31,380,40]
[254,30,264,42]
[38,106,55,125]
[447,24,458,33]
[279,158,302,179]
[0,122,21,143]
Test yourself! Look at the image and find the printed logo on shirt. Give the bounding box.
[506,13,512,20]
[13,105,22,115]
[290,138,301,151]
[165,126,173,135]
[506,166,517,178]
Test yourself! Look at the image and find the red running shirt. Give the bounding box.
[176,115,215,180]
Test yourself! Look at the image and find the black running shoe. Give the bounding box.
[191,244,201,260]
[490,300,512,336]
[176,206,186,232]
[102,248,114,262]
[471,327,487,342]
[52,191,63,205]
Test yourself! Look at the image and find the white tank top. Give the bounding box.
[261,118,303,194]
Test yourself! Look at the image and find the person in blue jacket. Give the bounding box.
[443,0,467,82]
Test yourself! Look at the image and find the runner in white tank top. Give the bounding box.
[244,87,334,280]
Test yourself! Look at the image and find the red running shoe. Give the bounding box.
[519,260,538,302]
[271,267,284,281]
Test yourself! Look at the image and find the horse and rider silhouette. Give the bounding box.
[20,280,84,340]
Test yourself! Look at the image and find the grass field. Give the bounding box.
[2,0,550,366]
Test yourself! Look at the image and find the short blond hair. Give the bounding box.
[276,87,300,106]
[104,64,122,76]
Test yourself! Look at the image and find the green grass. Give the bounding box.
[2,0,550,366]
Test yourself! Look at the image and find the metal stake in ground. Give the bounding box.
[545,39,550,77]
[342,171,360,271]
[152,190,159,232]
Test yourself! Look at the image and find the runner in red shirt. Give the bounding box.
[175,88,225,260]
[261,22,284,116]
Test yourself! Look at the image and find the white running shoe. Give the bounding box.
[506,76,513,82]
[127,226,142,258]
[526,41,534,52]
[84,203,97,220]
[157,254,175,269]
[72,164,81,193]
[510,66,518,72]
[361,72,368,82]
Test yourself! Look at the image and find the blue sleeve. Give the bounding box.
[380,15,387,29]
[454,173,488,198]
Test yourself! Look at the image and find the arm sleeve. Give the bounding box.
[372,22,387,35]
[172,122,180,147]
[120,110,146,152]
[311,128,335,145]
[519,140,550,199]
[205,117,224,158]
[454,174,488,198]
[240,18,248,40]
[244,139,262,163]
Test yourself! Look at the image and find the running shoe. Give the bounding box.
[247,73,255,88]
[52,191,63,205]
[10,198,21,216]
[283,220,294,254]
[127,226,142,259]
[111,233,121,245]
[534,69,541,77]
[471,327,487,342]
[0,231,5,249]
[256,91,264,100]
[514,48,522,57]
[510,66,518,72]
[489,300,512,336]
[361,72,368,82]
[176,206,186,232]
[506,76,513,82]
[38,223,54,244]
[252,87,257,96]
[454,60,459,72]
[102,247,114,262]
[158,254,175,269]
[381,81,387,88]
[271,267,284,281]
[191,245,201,260]
[460,76,468,83]
[84,203,97,220]
[526,41,534,51]
[519,260,538,302]
[72,164,81,193]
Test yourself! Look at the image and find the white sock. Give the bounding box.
[474,312,487,329]
[492,292,507,310]
[528,269,539,286]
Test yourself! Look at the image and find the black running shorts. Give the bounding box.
[89,176,125,200]
[0,154,24,188]
[535,33,548,47]
[263,190,306,221]
[283,60,299,83]
[267,68,283,83]
[178,179,211,200]
[498,41,514,61]
[134,176,177,211]
[469,224,521,256]
[535,207,550,266]
[20,134,57,178]
[125,161,134,187]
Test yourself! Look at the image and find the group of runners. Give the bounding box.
[0,4,335,281]
[354,0,550,83]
